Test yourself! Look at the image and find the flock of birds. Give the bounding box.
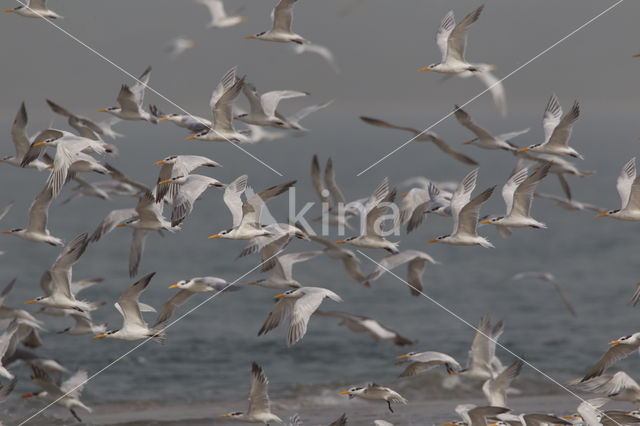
[1,0,640,425]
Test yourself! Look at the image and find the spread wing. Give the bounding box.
[546,101,579,149]
[454,105,493,140]
[27,186,54,235]
[456,186,494,235]
[436,11,455,63]
[224,175,248,227]
[271,0,296,33]
[116,272,155,329]
[541,93,563,144]
[11,102,30,159]
[502,167,529,215]
[446,5,483,63]
[153,290,194,326]
[616,158,636,210]
[511,164,549,217]
[247,362,272,416]
[582,343,640,381]
[311,155,330,204]
[260,90,308,119]
[324,157,346,205]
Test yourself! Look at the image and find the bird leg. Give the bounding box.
[70,408,82,422]
[387,400,394,413]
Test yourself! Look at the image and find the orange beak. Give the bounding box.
[185,136,197,140]
[517,148,530,152]
[208,234,221,239]
[24,300,37,305]
[418,67,431,72]
[33,141,46,147]
[244,35,257,39]
[399,193,408,197]
[596,213,608,217]
[274,293,287,299]
[22,393,33,398]
[158,117,170,121]
[633,54,640,58]
[169,284,180,289]
[338,390,351,395]
[335,240,345,244]
[479,220,491,224]
[1,231,11,234]
[427,239,438,243]
[463,140,473,145]
[247,281,257,285]
[396,354,409,359]
[116,223,127,228]
[97,109,108,112]
[4,9,14,13]
[609,340,621,345]
[94,334,107,338]
[153,160,165,165]
[158,179,173,185]
[221,414,232,418]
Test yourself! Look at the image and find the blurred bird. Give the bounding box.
[245,0,307,44]
[220,362,283,424]
[339,383,407,413]
[315,310,415,346]
[258,286,342,346]
[98,66,157,123]
[197,0,246,28]
[4,0,62,19]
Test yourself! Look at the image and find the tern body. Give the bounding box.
[4,0,62,19]
[246,0,307,44]
[340,383,407,413]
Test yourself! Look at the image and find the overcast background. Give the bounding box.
[3,1,640,424]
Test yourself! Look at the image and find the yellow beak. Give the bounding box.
[94,334,107,339]
[158,117,170,121]
[158,179,172,185]
[479,220,492,224]
[609,340,621,345]
[274,293,287,299]
[335,240,345,244]
[244,35,256,39]
[153,160,166,165]
[97,109,108,112]
[396,354,409,359]
[517,147,530,152]
[208,234,221,239]
[185,135,197,140]
[596,213,608,217]
[169,284,180,289]
[427,239,438,243]
[418,67,431,72]
[24,300,37,305]
[338,390,351,395]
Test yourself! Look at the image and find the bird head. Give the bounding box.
[208,228,232,239]
[94,330,117,338]
[427,235,449,243]
[169,280,188,289]
[596,209,618,217]
[221,412,243,418]
[24,296,45,305]
[1,228,23,234]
